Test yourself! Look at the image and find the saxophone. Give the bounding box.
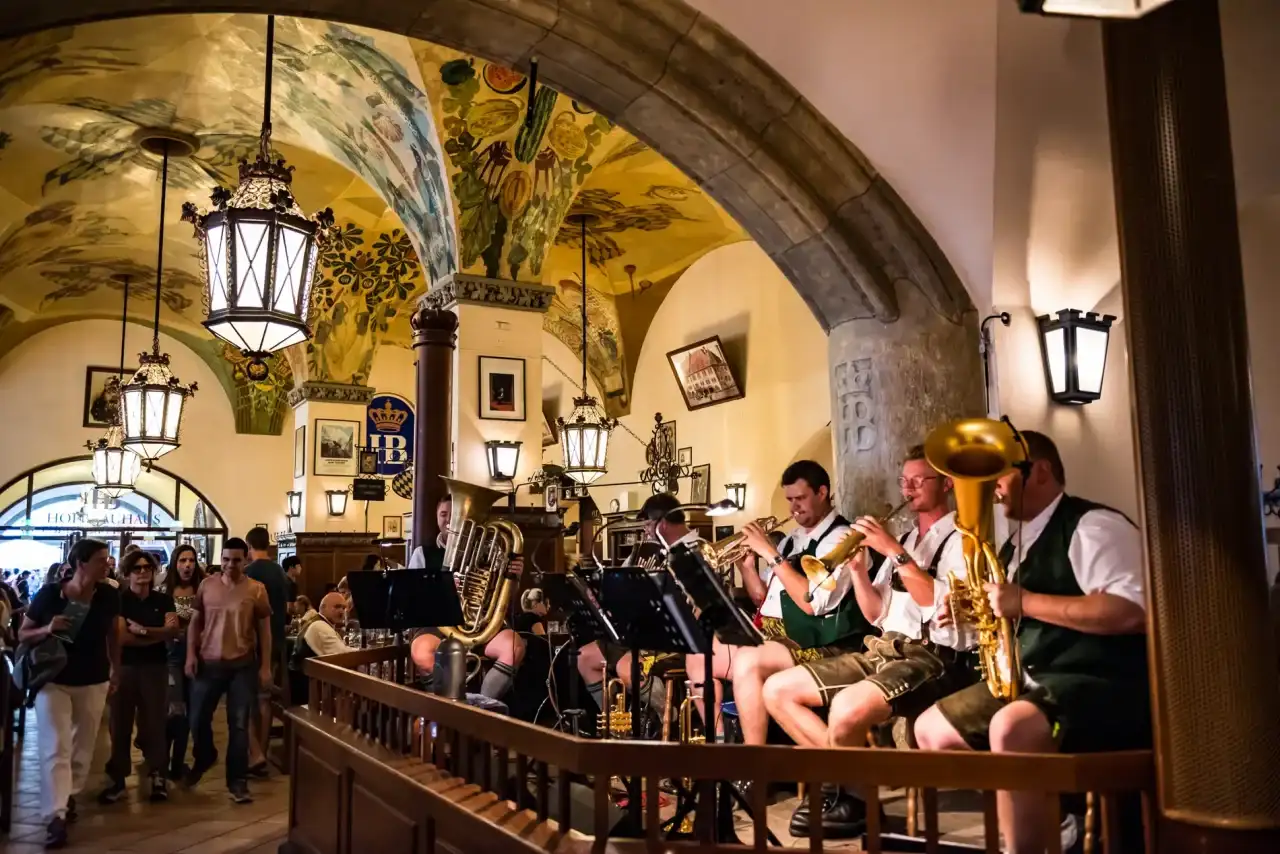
[437,477,524,648]
[923,419,1025,701]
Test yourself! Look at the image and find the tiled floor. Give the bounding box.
[0,710,287,854]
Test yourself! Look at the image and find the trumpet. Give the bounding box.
[798,498,912,588]
[598,674,631,739]
[699,515,795,573]
[676,681,704,834]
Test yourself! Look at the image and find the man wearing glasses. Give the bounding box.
[759,444,977,839]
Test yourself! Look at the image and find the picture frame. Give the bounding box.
[358,449,379,476]
[382,515,403,539]
[293,426,306,478]
[714,525,734,541]
[690,463,711,505]
[83,365,136,428]
[542,410,558,447]
[677,446,693,467]
[314,419,360,476]
[545,483,560,513]
[479,356,527,421]
[666,335,744,411]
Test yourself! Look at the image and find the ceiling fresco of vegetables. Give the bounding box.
[0,15,746,430]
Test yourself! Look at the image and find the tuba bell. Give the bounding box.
[437,476,524,649]
[923,418,1025,701]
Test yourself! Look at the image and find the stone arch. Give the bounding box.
[0,0,972,332]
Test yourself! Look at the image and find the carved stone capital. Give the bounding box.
[422,273,556,313]
[287,381,376,408]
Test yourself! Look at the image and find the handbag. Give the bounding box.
[13,635,67,696]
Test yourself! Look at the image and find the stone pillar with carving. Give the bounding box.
[827,281,984,517]
[409,306,458,553]
[287,381,376,534]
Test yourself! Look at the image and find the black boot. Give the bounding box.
[789,785,868,839]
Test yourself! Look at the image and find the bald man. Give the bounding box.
[300,593,355,658]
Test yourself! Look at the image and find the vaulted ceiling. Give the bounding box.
[0,15,747,430]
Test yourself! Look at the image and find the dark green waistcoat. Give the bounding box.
[1005,495,1147,679]
[779,515,877,648]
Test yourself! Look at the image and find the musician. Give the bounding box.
[711,461,871,749]
[761,444,975,838]
[913,431,1148,854]
[408,493,527,701]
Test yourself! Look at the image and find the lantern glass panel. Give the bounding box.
[144,389,166,437]
[593,428,609,468]
[1076,326,1109,394]
[273,225,308,314]
[123,387,142,437]
[234,220,271,307]
[164,390,184,439]
[206,222,229,312]
[1044,327,1067,394]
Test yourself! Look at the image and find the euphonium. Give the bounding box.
[437,476,524,649]
[923,418,1026,701]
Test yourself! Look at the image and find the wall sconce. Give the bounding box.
[1037,309,1115,405]
[485,440,522,482]
[1017,0,1175,17]
[286,490,302,518]
[725,483,747,510]
[325,489,349,517]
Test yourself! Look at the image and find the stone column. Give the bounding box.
[1102,2,1280,850]
[409,305,459,553]
[287,381,376,534]
[827,281,984,517]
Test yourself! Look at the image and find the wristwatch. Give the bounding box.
[892,552,914,567]
[767,554,787,569]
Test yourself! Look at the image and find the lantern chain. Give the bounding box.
[151,143,169,355]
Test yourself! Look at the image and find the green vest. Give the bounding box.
[778,514,876,648]
[1003,495,1147,680]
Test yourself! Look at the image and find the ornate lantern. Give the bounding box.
[1036,309,1115,405]
[87,274,143,497]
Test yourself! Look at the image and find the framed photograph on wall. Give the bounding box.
[677,446,693,466]
[479,356,527,421]
[666,335,744,411]
[382,516,403,539]
[293,426,306,478]
[314,419,359,476]
[545,483,560,513]
[83,366,136,428]
[358,449,379,476]
[714,524,734,541]
[542,410,558,447]
[690,463,711,505]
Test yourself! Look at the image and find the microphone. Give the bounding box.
[1001,415,1034,479]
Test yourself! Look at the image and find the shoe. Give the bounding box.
[185,763,211,788]
[228,782,253,804]
[149,772,169,802]
[247,762,270,779]
[45,816,68,849]
[167,762,189,782]
[789,786,869,839]
[788,783,836,836]
[97,779,126,805]
[65,796,77,824]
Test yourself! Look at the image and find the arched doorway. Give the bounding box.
[0,456,229,571]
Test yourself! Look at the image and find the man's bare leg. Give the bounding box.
[761,666,828,747]
[730,641,797,745]
[827,681,893,748]
[989,701,1057,854]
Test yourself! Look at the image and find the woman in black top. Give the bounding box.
[161,544,203,780]
[19,538,120,849]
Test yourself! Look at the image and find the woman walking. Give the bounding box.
[19,538,121,849]
[161,544,203,780]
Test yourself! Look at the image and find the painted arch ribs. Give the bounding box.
[0,0,970,331]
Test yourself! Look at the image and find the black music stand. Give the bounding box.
[345,570,464,687]
[541,570,622,736]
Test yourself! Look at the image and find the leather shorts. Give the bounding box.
[757,616,854,665]
[801,632,978,715]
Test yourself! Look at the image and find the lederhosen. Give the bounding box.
[802,526,979,712]
[757,515,873,665]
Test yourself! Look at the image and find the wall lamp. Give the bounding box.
[286,490,302,518]
[484,440,522,482]
[1017,0,1175,18]
[725,483,747,511]
[325,489,349,517]
[1037,309,1115,405]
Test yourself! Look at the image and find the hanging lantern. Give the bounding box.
[556,214,618,485]
[86,424,142,500]
[182,16,333,380]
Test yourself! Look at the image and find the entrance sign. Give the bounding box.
[366,393,415,476]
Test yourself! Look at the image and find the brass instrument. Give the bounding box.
[438,477,524,648]
[699,515,795,572]
[676,681,704,834]
[798,498,912,581]
[924,418,1025,701]
[598,675,631,738]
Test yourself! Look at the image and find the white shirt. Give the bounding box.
[302,616,355,657]
[1004,493,1146,610]
[759,510,853,618]
[869,512,973,649]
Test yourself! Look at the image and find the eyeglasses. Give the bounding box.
[897,476,940,489]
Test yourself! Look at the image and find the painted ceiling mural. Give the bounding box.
[0,15,746,432]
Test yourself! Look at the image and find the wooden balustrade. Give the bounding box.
[285,645,1156,854]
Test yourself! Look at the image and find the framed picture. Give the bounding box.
[545,483,560,513]
[479,356,526,421]
[690,463,711,505]
[542,410,558,447]
[314,419,359,476]
[666,335,744,411]
[293,426,306,478]
[358,449,379,476]
[714,525,734,541]
[382,515,403,539]
[677,446,693,466]
[83,366,135,428]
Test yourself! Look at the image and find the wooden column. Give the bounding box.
[1103,1,1280,850]
[409,307,458,552]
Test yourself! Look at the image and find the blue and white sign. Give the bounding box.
[366,393,415,476]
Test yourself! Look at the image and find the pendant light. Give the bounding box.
[85,274,143,498]
[556,214,618,485]
[121,142,197,461]
[183,15,334,381]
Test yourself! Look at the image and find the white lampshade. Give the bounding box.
[120,352,197,460]
[86,425,142,499]
[725,483,747,511]
[485,440,522,482]
[557,396,617,485]
[1036,309,1115,405]
[287,490,302,518]
[326,489,349,516]
[1021,0,1175,17]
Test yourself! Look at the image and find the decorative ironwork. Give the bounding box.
[640,412,688,495]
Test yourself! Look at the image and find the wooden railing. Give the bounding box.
[286,645,1156,854]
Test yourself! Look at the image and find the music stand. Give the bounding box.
[344,569,463,632]
[540,570,622,736]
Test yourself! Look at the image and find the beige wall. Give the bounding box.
[0,320,293,539]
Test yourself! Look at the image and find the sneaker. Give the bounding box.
[228,782,253,804]
[247,761,270,779]
[45,816,68,849]
[97,779,126,805]
[149,772,169,802]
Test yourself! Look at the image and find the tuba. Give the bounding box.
[923,418,1025,701]
[437,477,524,648]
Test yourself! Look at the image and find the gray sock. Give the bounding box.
[480,661,517,700]
[585,679,604,710]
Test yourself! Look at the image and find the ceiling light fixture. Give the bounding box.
[183,15,334,381]
[121,143,197,462]
[86,274,143,498]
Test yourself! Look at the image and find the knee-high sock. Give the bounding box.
[585,680,604,711]
[480,661,518,700]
